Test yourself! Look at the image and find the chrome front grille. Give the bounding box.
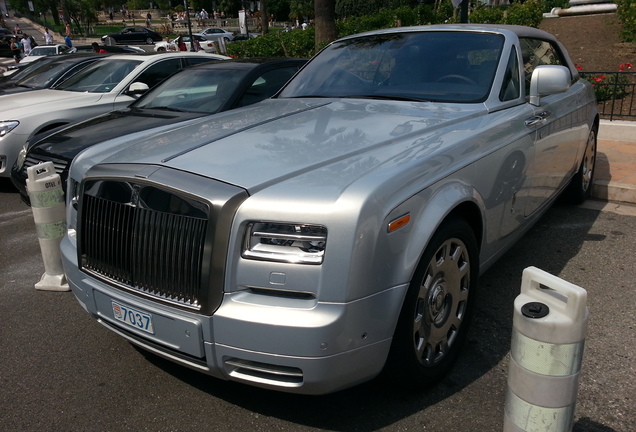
[80,192,208,309]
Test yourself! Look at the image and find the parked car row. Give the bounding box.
[10,57,306,202]
[3,24,599,396]
[0,51,228,176]
[0,53,107,95]
[102,26,241,47]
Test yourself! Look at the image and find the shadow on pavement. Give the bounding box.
[135,201,604,431]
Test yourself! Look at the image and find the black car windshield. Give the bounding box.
[279,31,504,103]
[135,67,250,114]
[16,58,96,89]
[55,59,142,93]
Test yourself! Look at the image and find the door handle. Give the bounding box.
[525,111,551,127]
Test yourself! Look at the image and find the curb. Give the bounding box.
[598,120,636,141]
[592,180,636,204]
[594,120,636,205]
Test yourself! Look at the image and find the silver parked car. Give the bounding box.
[62,25,598,395]
[195,27,235,42]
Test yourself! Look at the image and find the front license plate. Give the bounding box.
[112,301,154,334]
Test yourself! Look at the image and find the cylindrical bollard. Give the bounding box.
[504,266,588,432]
[26,162,70,291]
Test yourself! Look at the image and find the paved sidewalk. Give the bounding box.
[595,120,636,205]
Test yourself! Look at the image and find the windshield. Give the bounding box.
[134,67,250,114]
[55,59,142,93]
[279,31,504,103]
[29,46,59,56]
[16,58,96,89]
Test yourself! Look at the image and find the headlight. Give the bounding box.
[243,222,327,265]
[0,121,19,139]
[67,178,80,230]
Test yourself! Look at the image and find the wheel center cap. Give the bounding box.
[429,283,447,320]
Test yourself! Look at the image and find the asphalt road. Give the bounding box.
[0,178,634,432]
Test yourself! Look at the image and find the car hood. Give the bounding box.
[0,89,106,113]
[76,98,487,193]
[30,108,205,160]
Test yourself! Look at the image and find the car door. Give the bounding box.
[520,37,584,216]
[120,27,136,43]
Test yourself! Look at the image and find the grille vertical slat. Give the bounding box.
[80,193,208,309]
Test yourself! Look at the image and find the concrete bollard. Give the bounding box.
[504,267,588,432]
[26,162,70,291]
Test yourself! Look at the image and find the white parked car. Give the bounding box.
[154,34,221,54]
[0,52,227,176]
[19,44,76,65]
[61,25,598,395]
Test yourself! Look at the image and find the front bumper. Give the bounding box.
[61,232,406,395]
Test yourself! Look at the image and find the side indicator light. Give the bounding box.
[388,213,410,232]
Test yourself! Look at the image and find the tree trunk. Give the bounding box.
[260,0,269,35]
[314,0,337,52]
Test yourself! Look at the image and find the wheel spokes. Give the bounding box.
[413,237,471,366]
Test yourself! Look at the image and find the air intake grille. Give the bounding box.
[80,194,208,309]
[23,155,68,176]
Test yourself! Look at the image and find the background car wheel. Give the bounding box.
[383,218,478,388]
[564,126,597,204]
[146,37,154,45]
[157,47,166,52]
[223,37,230,42]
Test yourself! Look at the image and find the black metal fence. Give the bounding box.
[580,71,636,121]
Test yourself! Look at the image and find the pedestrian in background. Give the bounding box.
[91,42,106,53]
[43,27,53,45]
[9,36,22,63]
[21,33,32,55]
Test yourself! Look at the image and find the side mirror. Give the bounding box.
[127,82,149,96]
[529,65,571,106]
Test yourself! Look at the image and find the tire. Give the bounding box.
[146,37,154,45]
[383,218,478,388]
[157,47,166,52]
[564,126,597,204]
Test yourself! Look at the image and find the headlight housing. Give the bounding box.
[243,222,327,264]
[0,121,19,139]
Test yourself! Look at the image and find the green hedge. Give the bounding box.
[226,0,545,59]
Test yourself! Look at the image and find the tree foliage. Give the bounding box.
[616,0,636,42]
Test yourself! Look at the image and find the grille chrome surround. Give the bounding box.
[76,165,249,315]
[80,193,208,309]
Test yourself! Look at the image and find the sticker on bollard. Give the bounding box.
[504,266,588,432]
[26,162,70,292]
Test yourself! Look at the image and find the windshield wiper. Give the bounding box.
[147,106,189,112]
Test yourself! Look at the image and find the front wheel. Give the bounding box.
[383,218,478,388]
[564,126,597,204]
